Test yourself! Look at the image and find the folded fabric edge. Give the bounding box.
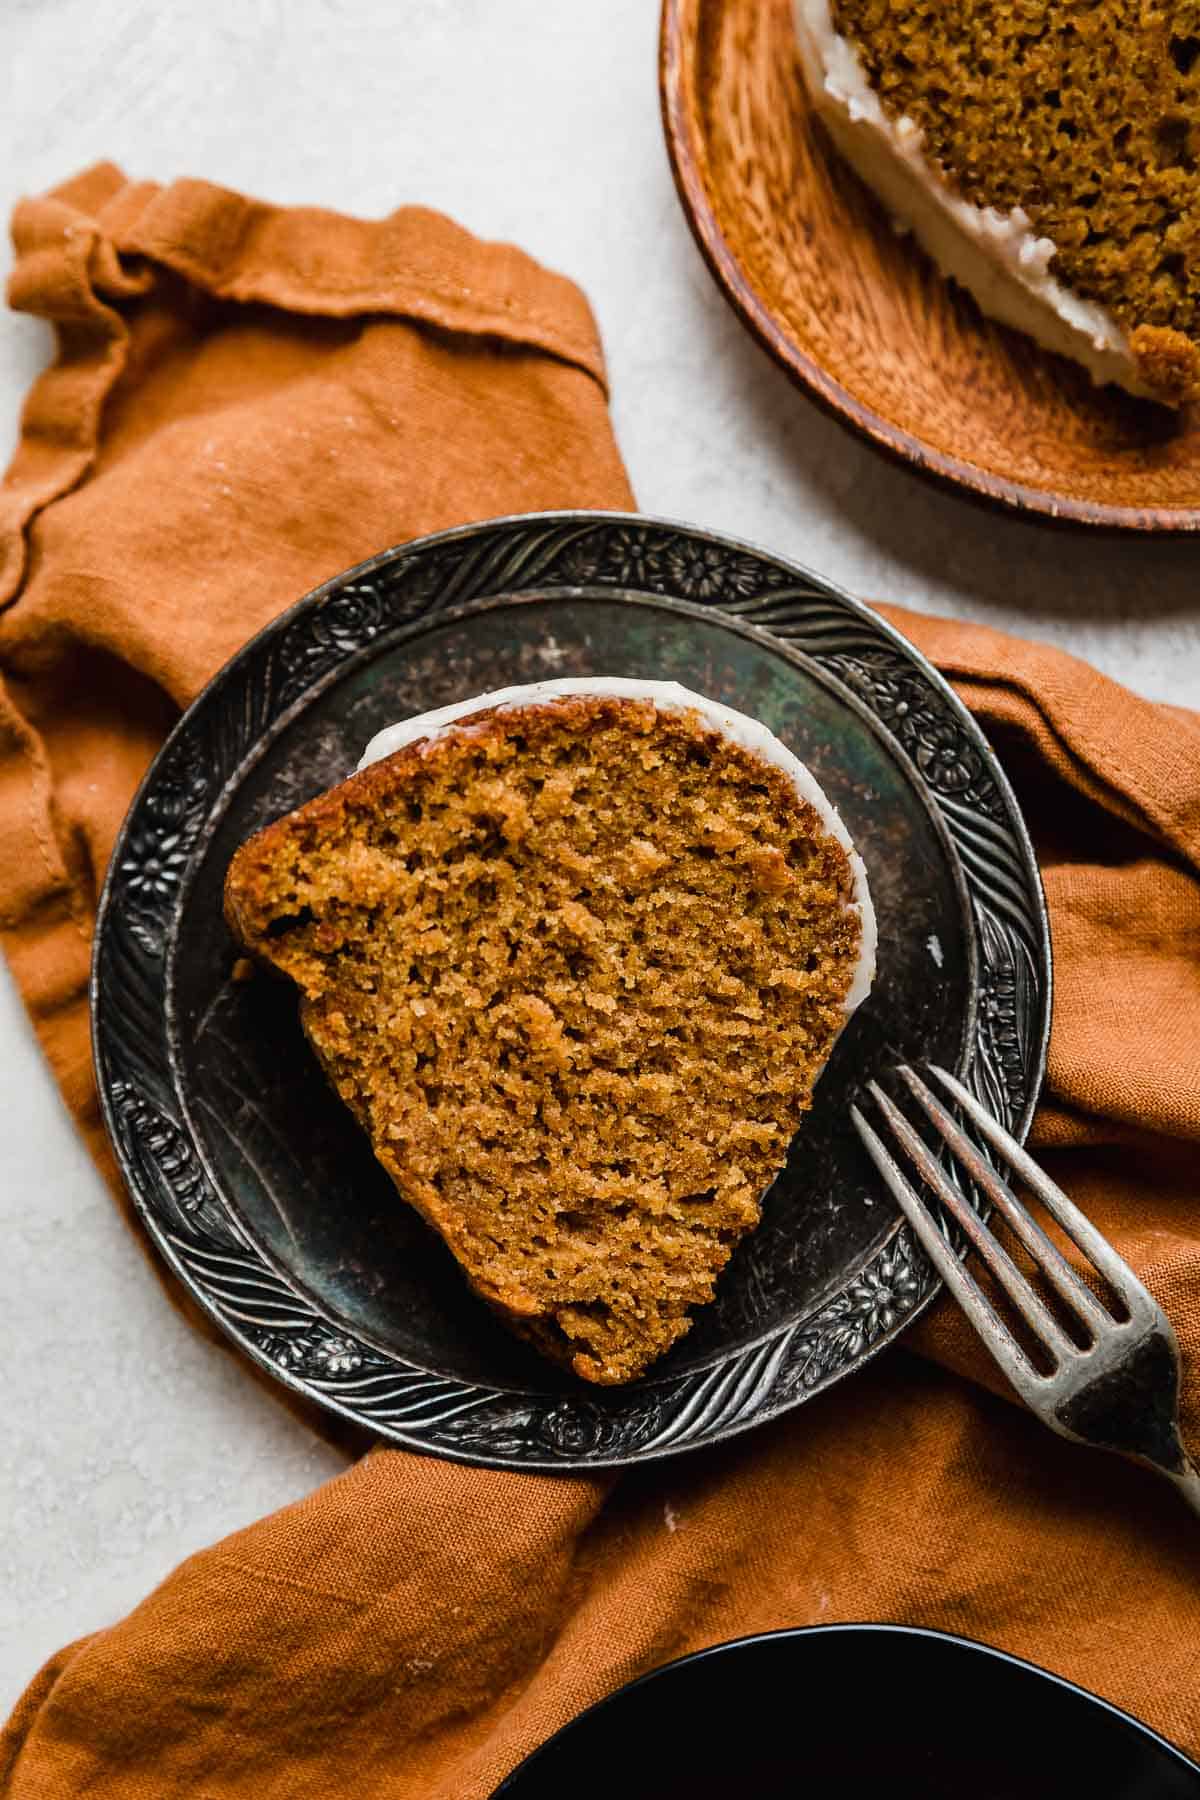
[1,163,613,616]
[880,601,1200,872]
[99,171,611,389]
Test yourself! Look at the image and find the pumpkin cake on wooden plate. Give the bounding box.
[796,0,1200,404]
[224,678,875,1385]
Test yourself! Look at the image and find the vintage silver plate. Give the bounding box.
[92,513,1051,1469]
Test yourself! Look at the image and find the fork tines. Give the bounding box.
[850,1065,1142,1400]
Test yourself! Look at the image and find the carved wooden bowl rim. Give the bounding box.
[659,0,1200,533]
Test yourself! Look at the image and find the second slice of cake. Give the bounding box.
[796,0,1200,405]
[224,679,875,1385]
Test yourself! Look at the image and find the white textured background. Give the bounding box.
[1,0,1197,1717]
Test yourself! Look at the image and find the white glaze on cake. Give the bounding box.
[358,676,876,1015]
[794,0,1154,399]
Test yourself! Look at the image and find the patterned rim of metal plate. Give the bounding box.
[92,512,1051,1469]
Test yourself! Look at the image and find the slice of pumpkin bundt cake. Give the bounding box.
[797,0,1200,403]
[224,678,875,1385]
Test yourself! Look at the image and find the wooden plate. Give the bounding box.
[660,0,1200,531]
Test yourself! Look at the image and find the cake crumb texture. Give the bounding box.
[224,697,862,1385]
[830,0,1200,401]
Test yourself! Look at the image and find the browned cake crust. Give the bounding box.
[224,695,863,1385]
[830,0,1200,403]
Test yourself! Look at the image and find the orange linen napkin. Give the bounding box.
[2,167,1199,1799]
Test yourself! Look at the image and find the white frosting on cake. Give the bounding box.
[794,0,1155,399]
[359,676,876,1014]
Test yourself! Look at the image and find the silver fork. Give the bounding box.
[851,1064,1200,1517]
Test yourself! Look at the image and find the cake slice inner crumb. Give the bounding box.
[224,697,864,1384]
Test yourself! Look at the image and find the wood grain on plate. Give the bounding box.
[660,0,1200,530]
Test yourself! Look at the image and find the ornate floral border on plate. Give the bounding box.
[92,513,1051,1469]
